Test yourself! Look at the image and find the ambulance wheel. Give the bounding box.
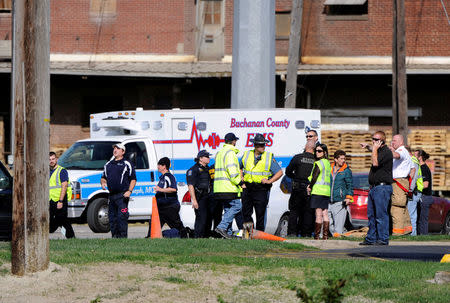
[275,214,289,238]
[87,197,110,233]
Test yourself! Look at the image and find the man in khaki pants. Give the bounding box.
[389,135,413,235]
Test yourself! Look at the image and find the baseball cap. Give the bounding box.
[113,143,126,152]
[197,150,211,158]
[224,133,239,142]
[250,133,269,145]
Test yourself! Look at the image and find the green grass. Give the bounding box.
[0,239,449,303]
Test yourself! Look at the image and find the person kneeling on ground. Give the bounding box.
[150,157,187,238]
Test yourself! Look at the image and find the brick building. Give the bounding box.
[0,0,449,154]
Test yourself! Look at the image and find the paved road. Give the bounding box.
[51,225,450,262]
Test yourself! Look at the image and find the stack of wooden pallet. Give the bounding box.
[320,130,340,157]
[321,129,450,189]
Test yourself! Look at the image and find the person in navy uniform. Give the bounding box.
[101,143,136,238]
[187,150,216,238]
[154,157,187,238]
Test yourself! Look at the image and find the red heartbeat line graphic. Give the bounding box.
[153,121,225,150]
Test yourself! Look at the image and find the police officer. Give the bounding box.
[49,151,75,238]
[187,150,214,238]
[154,157,188,238]
[101,143,136,238]
[241,133,283,232]
[285,140,316,237]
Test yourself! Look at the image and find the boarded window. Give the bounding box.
[90,0,117,17]
[0,0,12,12]
[324,0,368,20]
[203,0,222,25]
[276,11,291,40]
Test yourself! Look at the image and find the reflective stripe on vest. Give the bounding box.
[412,156,424,192]
[308,159,331,197]
[49,165,72,201]
[242,150,273,183]
[213,145,241,194]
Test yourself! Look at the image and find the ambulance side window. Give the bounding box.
[125,142,149,169]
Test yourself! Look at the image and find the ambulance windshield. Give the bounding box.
[58,141,119,170]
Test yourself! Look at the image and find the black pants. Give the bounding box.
[157,201,187,238]
[242,187,270,231]
[287,189,314,237]
[418,195,434,235]
[109,193,129,238]
[49,199,75,238]
[207,197,223,236]
[194,194,211,238]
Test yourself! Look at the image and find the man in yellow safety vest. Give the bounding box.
[214,133,243,238]
[241,133,283,231]
[49,151,75,238]
[406,146,424,236]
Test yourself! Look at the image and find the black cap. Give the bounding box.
[196,150,211,159]
[225,133,239,142]
[250,133,269,145]
[157,157,171,169]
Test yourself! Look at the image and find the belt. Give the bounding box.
[370,182,390,188]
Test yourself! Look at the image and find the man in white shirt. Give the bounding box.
[389,134,413,235]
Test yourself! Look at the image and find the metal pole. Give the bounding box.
[231,0,275,109]
[284,0,303,108]
[11,0,50,276]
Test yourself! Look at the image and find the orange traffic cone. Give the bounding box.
[150,197,162,239]
[251,229,286,242]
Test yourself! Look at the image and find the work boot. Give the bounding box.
[322,221,330,240]
[314,222,322,240]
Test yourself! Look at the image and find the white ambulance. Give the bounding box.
[59,108,321,236]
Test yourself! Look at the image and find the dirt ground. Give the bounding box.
[0,262,388,303]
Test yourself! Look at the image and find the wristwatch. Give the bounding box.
[57,200,63,203]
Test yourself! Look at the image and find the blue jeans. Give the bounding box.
[407,192,422,236]
[217,198,242,235]
[365,184,392,244]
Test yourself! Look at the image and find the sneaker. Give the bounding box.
[375,241,389,246]
[359,240,375,246]
[215,227,231,239]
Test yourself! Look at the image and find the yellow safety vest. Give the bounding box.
[213,144,242,195]
[242,150,273,183]
[412,156,423,192]
[308,158,331,197]
[49,165,72,202]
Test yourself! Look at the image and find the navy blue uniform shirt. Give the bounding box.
[102,158,136,194]
[50,166,68,182]
[156,172,178,204]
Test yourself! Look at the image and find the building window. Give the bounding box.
[0,0,12,13]
[276,11,291,40]
[323,0,368,20]
[90,0,117,18]
[203,0,222,25]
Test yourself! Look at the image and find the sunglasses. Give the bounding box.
[316,150,324,153]
[372,138,381,141]
[306,135,315,138]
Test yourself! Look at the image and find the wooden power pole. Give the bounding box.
[11,0,50,275]
[284,0,303,108]
[392,0,408,143]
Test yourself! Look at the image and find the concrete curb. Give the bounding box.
[286,239,450,250]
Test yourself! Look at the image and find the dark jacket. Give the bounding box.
[330,162,353,203]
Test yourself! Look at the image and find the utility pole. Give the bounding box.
[392,0,408,143]
[284,0,303,108]
[231,0,275,109]
[11,0,50,275]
